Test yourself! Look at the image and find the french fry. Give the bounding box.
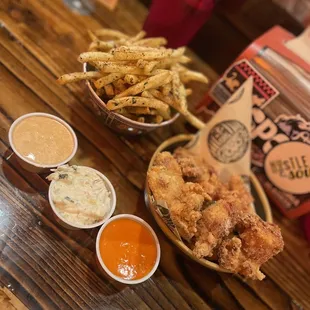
[112,46,174,60]
[88,61,104,71]
[171,47,186,57]
[115,45,155,51]
[136,59,149,69]
[171,72,205,129]
[124,74,140,85]
[127,107,157,115]
[116,107,156,123]
[160,56,191,67]
[94,73,124,89]
[95,29,129,39]
[95,62,167,75]
[179,70,209,84]
[97,62,146,75]
[78,52,114,63]
[115,108,135,119]
[57,72,102,85]
[141,90,154,98]
[162,83,172,96]
[89,40,115,51]
[172,63,187,72]
[107,97,171,119]
[148,89,174,105]
[171,71,187,110]
[144,61,158,74]
[151,56,191,71]
[178,56,191,64]
[115,107,130,116]
[152,114,164,123]
[104,84,114,97]
[115,71,172,98]
[138,75,148,81]
[133,37,167,47]
[182,109,205,129]
[127,31,146,43]
[113,79,127,92]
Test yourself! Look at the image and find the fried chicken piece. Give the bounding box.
[174,148,252,210]
[218,214,284,280]
[199,171,225,198]
[148,152,210,241]
[228,175,253,211]
[216,188,254,214]
[154,151,183,174]
[148,152,184,203]
[193,199,241,258]
[174,147,220,197]
[170,183,211,241]
[174,147,206,179]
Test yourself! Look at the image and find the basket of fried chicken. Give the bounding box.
[145,134,284,280]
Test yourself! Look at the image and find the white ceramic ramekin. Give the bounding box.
[96,214,161,284]
[48,166,116,230]
[8,112,78,173]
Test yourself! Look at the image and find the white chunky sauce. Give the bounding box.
[47,165,111,225]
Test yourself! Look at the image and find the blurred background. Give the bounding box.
[139,0,306,73]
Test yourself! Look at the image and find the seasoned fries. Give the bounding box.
[57,28,209,127]
[114,71,172,98]
[89,40,116,51]
[107,97,171,120]
[94,29,129,39]
[94,73,124,89]
[57,71,102,85]
[104,84,114,97]
[133,37,167,47]
[124,74,140,85]
[78,52,114,62]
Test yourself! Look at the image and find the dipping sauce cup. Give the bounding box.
[8,113,78,173]
[48,166,116,230]
[96,214,161,284]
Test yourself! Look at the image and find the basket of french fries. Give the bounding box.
[145,134,286,280]
[57,29,208,134]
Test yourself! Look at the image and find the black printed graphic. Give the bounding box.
[208,120,250,163]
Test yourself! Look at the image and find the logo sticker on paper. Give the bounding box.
[208,120,250,164]
[210,59,279,109]
[265,141,310,195]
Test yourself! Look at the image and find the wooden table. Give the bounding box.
[0,1,309,309]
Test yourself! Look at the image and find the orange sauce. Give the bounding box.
[99,218,157,280]
[12,116,74,165]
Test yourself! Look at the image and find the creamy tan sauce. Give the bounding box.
[12,116,74,165]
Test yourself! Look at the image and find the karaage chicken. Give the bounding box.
[148,152,210,240]
[147,149,284,280]
[218,213,284,280]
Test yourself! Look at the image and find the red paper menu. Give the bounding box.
[196,26,310,219]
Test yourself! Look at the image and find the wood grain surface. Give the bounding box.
[0,0,309,309]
